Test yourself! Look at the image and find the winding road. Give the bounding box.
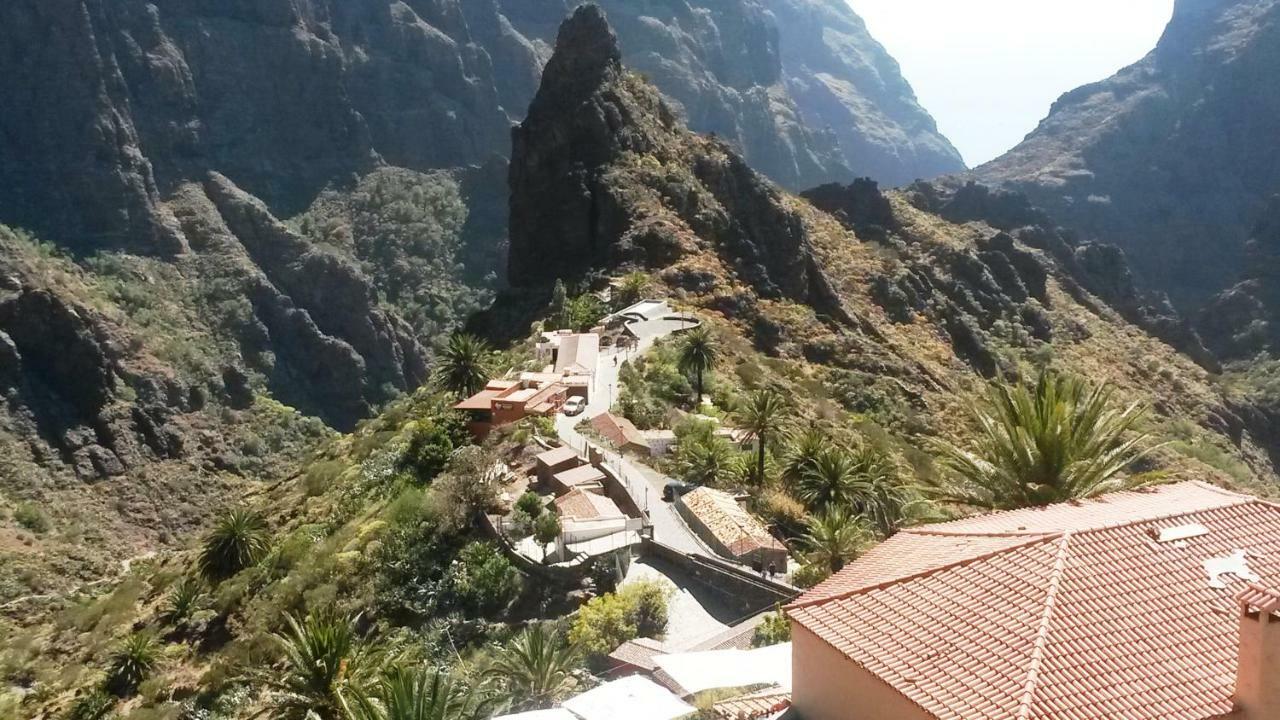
[553,313,713,556]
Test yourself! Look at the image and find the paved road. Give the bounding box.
[554,314,713,556]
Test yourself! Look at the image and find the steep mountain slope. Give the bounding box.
[974,0,1280,312]
[501,5,1280,492]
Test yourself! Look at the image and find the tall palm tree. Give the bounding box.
[796,447,858,510]
[263,610,380,720]
[733,389,789,485]
[198,509,270,582]
[676,326,718,406]
[802,509,867,573]
[846,442,917,538]
[485,625,579,711]
[931,372,1159,510]
[436,334,493,398]
[355,666,496,720]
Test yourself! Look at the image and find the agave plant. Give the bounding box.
[104,632,160,697]
[354,666,496,720]
[164,576,205,625]
[262,610,381,720]
[435,334,493,398]
[198,508,270,582]
[930,372,1160,510]
[485,625,579,711]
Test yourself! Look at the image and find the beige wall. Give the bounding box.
[791,622,936,720]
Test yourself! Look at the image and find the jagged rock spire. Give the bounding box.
[526,4,621,119]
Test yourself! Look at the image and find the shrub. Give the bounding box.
[791,562,831,589]
[402,421,457,483]
[569,581,672,658]
[447,542,521,616]
[66,690,116,720]
[198,509,270,582]
[12,503,50,534]
[104,632,160,697]
[515,492,545,518]
[751,608,791,647]
[431,447,504,535]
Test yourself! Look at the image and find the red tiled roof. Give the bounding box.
[591,412,647,449]
[788,482,1279,720]
[1238,583,1280,615]
[711,688,791,719]
[555,488,623,521]
[682,487,786,557]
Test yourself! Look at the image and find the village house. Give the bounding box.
[454,377,569,438]
[785,481,1280,720]
[676,487,789,570]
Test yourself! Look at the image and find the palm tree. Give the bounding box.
[614,272,651,309]
[796,447,858,510]
[930,372,1159,510]
[781,426,827,486]
[485,625,579,711]
[678,437,735,487]
[802,509,867,573]
[436,334,493,398]
[263,610,380,720]
[355,666,496,720]
[846,443,917,538]
[733,389,789,485]
[676,326,718,406]
[198,508,270,582]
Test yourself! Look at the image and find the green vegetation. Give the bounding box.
[930,372,1158,510]
[294,168,493,346]
[263,610,379,720]
[515,492,545,518]
[613,272,652,309]
[163,576,205,625]
[568,581,672,660]
[198,509,271,582]
[103,632,160,697]
[732,389,790,485]
[533,513,562,562]
[357,666,496,720]
[486,624,580,711]
[677,326,720,405]
[11,502,50,534]
[800,509,867,574]
[751,608,791,648]
[435,334,494,398]
[448,542,521,615]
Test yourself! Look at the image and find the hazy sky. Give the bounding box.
[849,0,1175,167]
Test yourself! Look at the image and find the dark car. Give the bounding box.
[662,481,696,502]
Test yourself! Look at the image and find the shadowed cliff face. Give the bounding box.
[975,0,1280,312]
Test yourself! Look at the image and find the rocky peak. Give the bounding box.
[533,4,621,112]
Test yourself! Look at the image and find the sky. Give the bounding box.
[849,0,1175,167]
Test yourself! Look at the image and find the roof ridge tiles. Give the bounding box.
[1014,532,1073,720]
[785,532,1065,611]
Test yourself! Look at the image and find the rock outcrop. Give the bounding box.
[974,0,1280,313]
[1198,196,1280,359]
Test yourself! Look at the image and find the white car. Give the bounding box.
[562,396,587,416]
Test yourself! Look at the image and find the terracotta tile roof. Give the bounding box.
[788,481,1279,720]
[591,412,647,449]
[681,487,786,557]
[1238,583,1280,615]
[555,488,623,521]
[608,637,667,671]
[711,688,791,719]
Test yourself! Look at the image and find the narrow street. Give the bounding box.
[553,312,713,556]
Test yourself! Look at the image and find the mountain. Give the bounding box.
[500,4,1280,489]
[974,0,1280,314]
[8,6,1280,716]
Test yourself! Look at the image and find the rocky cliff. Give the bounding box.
[975,0,1280,312]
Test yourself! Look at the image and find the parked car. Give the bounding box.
[662,481,696,502]
[562,396,586,416]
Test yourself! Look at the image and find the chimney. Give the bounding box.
[1234,584,1280,718]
